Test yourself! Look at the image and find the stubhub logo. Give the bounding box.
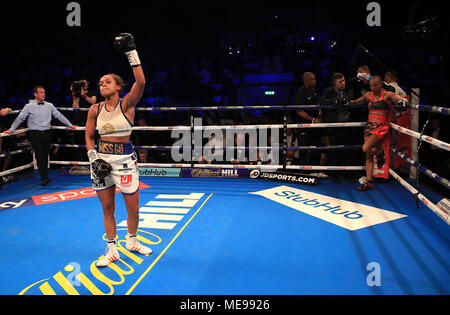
[250,185,407,230]
[274,190,364,219]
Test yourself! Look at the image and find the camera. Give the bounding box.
[71,80,86,97]
[403,15,439,44]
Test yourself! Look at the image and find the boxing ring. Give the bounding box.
[0,102,448,295]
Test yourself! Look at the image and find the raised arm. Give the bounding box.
[114,33,146,110]
[123,66,146,109]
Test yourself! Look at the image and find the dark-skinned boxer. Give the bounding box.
[349,76,408,191]
[85,33,151,267]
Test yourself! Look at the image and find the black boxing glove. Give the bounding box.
[395,98,409,112]
[114,33,141,67]
[87,149,112,180]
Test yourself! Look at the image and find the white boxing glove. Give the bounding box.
[357,73,372,81]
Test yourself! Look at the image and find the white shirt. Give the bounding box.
[387,82,407,97]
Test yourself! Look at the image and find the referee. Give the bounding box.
[4,86,78,185]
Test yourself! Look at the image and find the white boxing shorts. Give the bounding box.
[91,140,139,194]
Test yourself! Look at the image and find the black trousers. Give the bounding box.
[29,130,52,180]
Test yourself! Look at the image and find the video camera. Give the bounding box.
[403,15,439,44]
[71,80,86,97]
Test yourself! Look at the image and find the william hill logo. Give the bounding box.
[18,192,211,295]
[191,168,239,178]
[250,186,407,230]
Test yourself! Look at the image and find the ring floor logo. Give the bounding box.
[0,182,150,212]
[18,192,213,295]
[250,185,407,230]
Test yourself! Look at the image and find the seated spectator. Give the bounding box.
[137,148,150,163]
[285,128,299,165]
[191,132,223,165]
[231,132,249,164]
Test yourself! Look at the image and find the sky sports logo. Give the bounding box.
[0,182,150,211]
[250,186,407,230]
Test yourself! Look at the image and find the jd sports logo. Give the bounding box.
[250,186,407,230]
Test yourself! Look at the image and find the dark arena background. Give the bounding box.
[0,0,448,304]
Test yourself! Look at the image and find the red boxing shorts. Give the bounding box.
[364,122,389,141]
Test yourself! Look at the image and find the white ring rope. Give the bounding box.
[1,123,448,152]
[0,162,34,177]
[47,122,366,132]
[389,169,449,224]
[0,148,32,159]
[48,160,366,171]
[0,128,29,138]
[1,104,448,228]
[390,123,450,151]
[4,103,450,115]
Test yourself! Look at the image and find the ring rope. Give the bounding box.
[48,160,366,171]
[0,128,29,138]
[3,103,449,116]
[392,148,450,190]
[53,104,358,112]
[1,102,448,228]
[48,122,366,132]
[409,104,450,116]
[390,123,450,151]
[389,168,449,224]
[0,148,32,159]
[50,143,362,151]
[0,162,34,177]
[4,103,449,116]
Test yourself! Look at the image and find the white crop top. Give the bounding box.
[96,98,133,137]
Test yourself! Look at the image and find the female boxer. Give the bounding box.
[350,76,408,191]
[85,33,151,267]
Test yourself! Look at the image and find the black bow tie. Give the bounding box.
[38,102,44,105]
